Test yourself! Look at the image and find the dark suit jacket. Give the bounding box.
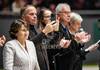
[47,23,75,70]
[47,23,86,70]
[58,24,86,70]
[69,39,86,70]
[54,23,75,70]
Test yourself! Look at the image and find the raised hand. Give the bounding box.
[42,21,54,35]
[0,35,6,46]
[74,32,91,43]
[85,43,99,52]
[52,19,59,31]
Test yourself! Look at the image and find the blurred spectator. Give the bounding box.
[94,0,100,9]
[49,3,56,13]
[0,0,2,11]
[1,0,11,14]
[71,0,86,10]
[32,0,44,7]
[71,0,94,10]
[0,0,100,14]
[12,0,27,14]
[31,0,45,13]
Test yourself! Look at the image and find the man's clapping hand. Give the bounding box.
[74,32,91,43]
[59,38,71,48]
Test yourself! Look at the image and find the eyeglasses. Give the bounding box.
[59,11,71,14]
[44,15,51,18]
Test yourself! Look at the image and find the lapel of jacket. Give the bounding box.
[59,23,72,40]
[16,40,29,57]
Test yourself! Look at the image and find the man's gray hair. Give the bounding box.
[70,12,83,23]
[55,3,70,14]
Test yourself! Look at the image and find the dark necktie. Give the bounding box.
[62,27,71,40]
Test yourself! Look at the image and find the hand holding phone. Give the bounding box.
[51,13,56,21]
[52,20,59,31]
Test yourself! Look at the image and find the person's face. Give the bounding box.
[16,24,29,41]
[58,6,71,25]
[24,7,37,25]
[43,10,52,24]
[71,21,81,32]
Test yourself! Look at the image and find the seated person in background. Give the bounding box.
[12,0,27,14]
[3,19,40,70]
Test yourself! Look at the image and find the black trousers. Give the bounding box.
[47,49,60,70]
[48,48,75,70]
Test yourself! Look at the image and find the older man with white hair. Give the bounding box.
[51,3,75,70]
[47,3,74,70]
[69,12,91,43]
[65,12,91,70]
[54,10,92,70]
[64,12,99,70]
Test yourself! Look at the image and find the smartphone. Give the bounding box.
[51,13,56,21]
